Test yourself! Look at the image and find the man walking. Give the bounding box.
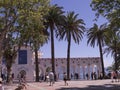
[49,71,54,86]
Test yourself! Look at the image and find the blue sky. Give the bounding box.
[41,0,113,67]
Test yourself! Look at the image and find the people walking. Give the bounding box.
[118,71,120,82]
[94,72,97,80]
[49,71,54,86]
[99,72,103,80]
[86,73,89,80]
[46,74,49,83]
[63,72,68,86]
[11,73,14,83]
[111,71,117,82]
[17,73,21,84]
[91,72,94,80]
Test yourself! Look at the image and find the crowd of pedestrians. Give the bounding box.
[39,71,69,86]
[111,70,120,82]
[0,70,120,90]
[13,70,120,89]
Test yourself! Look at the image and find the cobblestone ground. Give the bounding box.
[4,79,120,90]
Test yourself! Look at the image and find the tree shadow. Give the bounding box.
[56,84,120,90]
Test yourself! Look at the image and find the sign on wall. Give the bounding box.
[18,50,27,64]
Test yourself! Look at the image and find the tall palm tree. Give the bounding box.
[87,23,107,78]
[58,11,85,79]
[45,4,64,74]
[104,28,120,71]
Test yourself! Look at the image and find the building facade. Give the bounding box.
[39,57,102,80]
[1,47,102,81]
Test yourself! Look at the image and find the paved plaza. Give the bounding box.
[4,79,120,90]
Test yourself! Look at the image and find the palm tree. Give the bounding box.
[58,11,85,79]
[45,4,64,74]
[33,34,48,82]
[104,28,120,71]
[87,23,107,78]
[104,40,120,70]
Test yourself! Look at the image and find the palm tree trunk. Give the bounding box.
[114,40,117,71]
[35,48,39,82]
[50,29,55,74]
[67,35,71,80]
[114,53,117,70]
[98,38,105,78]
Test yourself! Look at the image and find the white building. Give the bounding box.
[39,57,102,80]
[4,47,102,81]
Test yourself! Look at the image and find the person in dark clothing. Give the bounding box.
[94,72,97,80]
[12,73,14,83]
[91,72,94,80]
[63,72,68,86]
[86,73,89,80]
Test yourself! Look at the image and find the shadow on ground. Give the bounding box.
[56,84,120,90]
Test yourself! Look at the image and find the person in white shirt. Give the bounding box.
[49,71,54,86]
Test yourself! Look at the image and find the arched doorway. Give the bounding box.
[33,67,44,81]
[39,67,44,75]
[19,70,26,77]
[79,66,83,79]
[58,66,65,80]
[17,70,27,81]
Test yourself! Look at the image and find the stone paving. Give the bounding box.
[3,79,120,90]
